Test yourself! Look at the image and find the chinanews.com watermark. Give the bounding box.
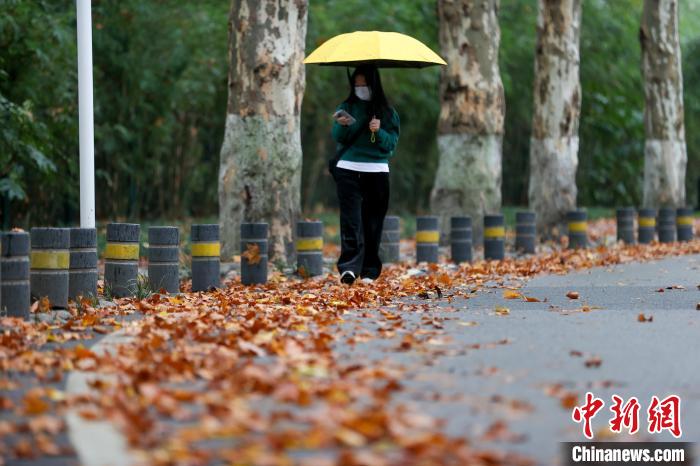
[562,392,694,465]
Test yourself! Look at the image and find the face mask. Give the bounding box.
[354,86,371,101]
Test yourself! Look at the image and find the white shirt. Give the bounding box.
[336,160,389,173]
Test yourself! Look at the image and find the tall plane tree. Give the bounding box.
[430,0,505,243]
[528,0,582,236]
[640,0,686,207]
[219,0,307,263]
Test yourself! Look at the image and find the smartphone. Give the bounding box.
[333,109,356,125]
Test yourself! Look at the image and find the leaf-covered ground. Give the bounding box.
[1,219,699,466]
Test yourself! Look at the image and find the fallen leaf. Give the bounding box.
[494,306,510,316]
[584,356,602,368]
[503,290,522,300]
[566,291,579,299]
[560,392,578,409]
[524,296,541,302]
[637,313,653,323]
[241,243,261,265]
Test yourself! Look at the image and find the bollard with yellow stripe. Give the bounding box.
[676,207,694,242]
[30,227,70,308]
[416,216,439,264]
[637,208,656,244]
[483,214,505,260]
[566,210,588,249]
[296,221,323,277]
[191,224,220,291]
[104,223,140,297]
[657,207,676,243]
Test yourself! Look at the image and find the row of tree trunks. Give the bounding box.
[430,0,505,244]
[219,0,307,264]
[217,0,687,261]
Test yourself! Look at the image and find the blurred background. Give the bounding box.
[2,0,699,230]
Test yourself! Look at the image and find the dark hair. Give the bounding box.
[343,64,391,119]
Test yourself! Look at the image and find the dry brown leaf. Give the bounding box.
[241,243,261,265]
[566,291,580,299]
[503,290,522,300]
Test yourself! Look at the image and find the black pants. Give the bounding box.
[333,167,390,279]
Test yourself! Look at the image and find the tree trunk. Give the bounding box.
[430,0,505,245]
[640,0,686,208]
[528,0,581,237]
[219,0,307,264]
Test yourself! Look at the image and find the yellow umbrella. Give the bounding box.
[304,30,446,68]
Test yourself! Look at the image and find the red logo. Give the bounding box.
[572,393,682,439]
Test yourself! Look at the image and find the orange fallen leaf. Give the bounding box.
[23,394,49,416]
[566,291,579,299]
[503,290,522,300]
[241,243,261,265]
[560,392,578,409]
[637,313,653,322]
[524,296,541,302]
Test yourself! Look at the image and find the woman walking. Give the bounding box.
[330,65,400,285]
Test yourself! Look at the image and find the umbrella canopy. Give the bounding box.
[304,31,446,69]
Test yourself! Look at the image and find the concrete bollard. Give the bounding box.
[566,210,588,249]
[616,208,636,244]
[379,215,400,264]
[69,228,98,301]
[240,223,268,285]
[1,232,30,319]
[657,208,676,243]
[515,211,536,254]
[450,216,472,263]
[30,228,69,308]
[637,208,656,244]
[483,214,505,260]
[296,221,323,277]
[148,227,180,293]
[415,216,439,264]
[104,223,140,298]
[676,207,694,242]
[191,224,220,292]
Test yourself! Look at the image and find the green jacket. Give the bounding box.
[331,99,400,164]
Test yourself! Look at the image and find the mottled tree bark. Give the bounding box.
[528,0,581,237]
[430,0,505,244]
[219,0,307,264]
[640,0,686,208]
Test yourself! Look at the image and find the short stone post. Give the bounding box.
[191,224,220,292]
[1,232,30,319]
[450,216,472,263]
[104,223,140,298]
[148,226,180,293]
[69,228,98,300]
[240,223,268,285]
[415,216,439,264]
[30,228,70,308]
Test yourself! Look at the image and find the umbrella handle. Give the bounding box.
[370,115,376,143]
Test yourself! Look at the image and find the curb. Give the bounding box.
[65,328,137,466]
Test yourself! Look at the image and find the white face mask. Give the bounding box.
[354,86,372,101]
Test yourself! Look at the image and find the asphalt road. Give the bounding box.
[340,254,700,465]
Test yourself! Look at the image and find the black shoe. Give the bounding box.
[340,270,356,285]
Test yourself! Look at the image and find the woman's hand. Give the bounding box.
[369,117,381,132]
[336,116,352,126]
